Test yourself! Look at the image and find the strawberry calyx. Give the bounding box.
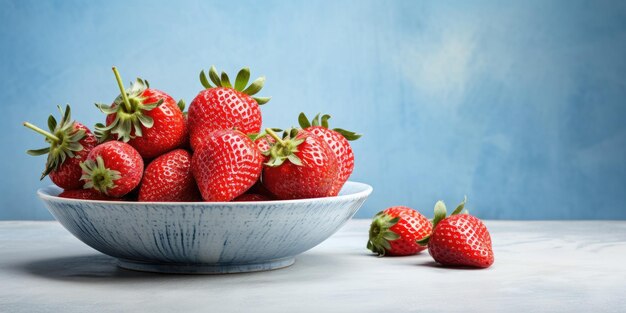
[263,128,305,167]
[177,99,187,116]
[416,196,468,246]
[366,211,401,256]
[23,105,87,180]
[248,128,283,141]
[199,66,271,105]
[298,112,361,141]
[94,67,163,143]
[79,155,122,195]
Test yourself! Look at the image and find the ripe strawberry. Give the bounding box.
[191,129,263,201]
[254,134,273,155]
[250,129,280,163]
[418,198,494,268]
[79,141,144,198]
[298,113,361,195]
[59,189,113,200]
[176,99,191,150]
[262,128,339,200]
[24,105,97,189]
[232,193,270,202]
[188,66,270,150]
[95,67,186,159]
[138,149,201,202]
[246,179,276,199]
[367,206,432,256]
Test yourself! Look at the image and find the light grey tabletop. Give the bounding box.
[0,220,625,313]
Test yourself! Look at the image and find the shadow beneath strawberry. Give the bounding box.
[416,260,488,270]
[352,251,430,258]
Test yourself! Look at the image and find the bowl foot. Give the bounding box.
[116,257,296,274]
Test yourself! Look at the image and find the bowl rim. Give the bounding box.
[37,181,373,206]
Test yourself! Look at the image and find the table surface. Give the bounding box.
[1,220,625,313]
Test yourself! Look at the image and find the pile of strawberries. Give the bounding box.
[367,198,495,268]
[24,66,360,202]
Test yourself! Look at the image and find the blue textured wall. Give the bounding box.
[1,0,625,220]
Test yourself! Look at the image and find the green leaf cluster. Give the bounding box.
[200,66,271,105]
[24,105,87,179]
[298,112,362,141]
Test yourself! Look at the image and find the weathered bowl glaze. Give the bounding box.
[38,181,372,274]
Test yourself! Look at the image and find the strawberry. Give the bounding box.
[24,105,97,189]
[250,129,281,163]
[298,113,361,195]
[59,189,113,200]
[95,67,186,159]
[232,193,270,202]
[138,149,201,202]
[367,206,432,256]
[418,198,494,268]
[79,141,144,198]
[254,134,273,156]
[191,129,263,201]
[188,66,270,150]
[176,99,191,150]
[246,179,276,199]
[262,128,339,200]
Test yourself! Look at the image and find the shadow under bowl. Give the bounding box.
[37,181,372,274]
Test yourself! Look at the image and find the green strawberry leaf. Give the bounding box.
[321,114,331,128]
[177,99,186,111]
[333,128,362,141]
[311,113,321,127]
[416,235,430,246]
[432,200,447,227]
[220,71,232,88]
[27,147,50,156]
[298,112,311,128]
[286,154,302,166]
[209,66,221,87]
[451,196,467,215]
[47,115,57,132]
[242,77,265,96]
[382,231,400,241]
[380,239,391,250]
[234,67,250,91]
[199,70,212,89]
[253,96,271,105]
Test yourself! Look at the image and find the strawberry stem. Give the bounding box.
[265,128,285,145]
[23,122,60,142]
[112,66,132,112]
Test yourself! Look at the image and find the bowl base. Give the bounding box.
[116,257,296,274]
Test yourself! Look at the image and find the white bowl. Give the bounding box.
[38,181,372,274]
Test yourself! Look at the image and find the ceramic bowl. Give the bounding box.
[37,181,372,274]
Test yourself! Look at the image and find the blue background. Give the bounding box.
[1,0,625,220]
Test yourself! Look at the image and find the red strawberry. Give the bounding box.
[24,105,97,189]
[298,113,361,195]
[138,149,201,202]
[254,134,272,155]
[188,66,270,150]
[191,129,263,201]
[177,99,191,150]
[95,67,186,159]
[246,179,276,199]
[419,198,494,268]
[261,128,339,200]
[232,193,270,202]
[367,206,432,256]
[251,130,278,163]
[79,141,144,198]
[59,189,113,200]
